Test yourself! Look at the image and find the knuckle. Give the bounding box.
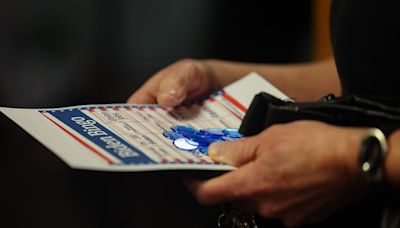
[169,59,201,83]
[235,141,254,159]
[243,137,260,153]
[176,59,198,73]
[242,139,256,152]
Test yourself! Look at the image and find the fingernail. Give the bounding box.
[208,143,224,162]
[158,90,185,107]
[162,87,185,100]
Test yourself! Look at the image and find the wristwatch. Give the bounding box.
[358,128,388,182]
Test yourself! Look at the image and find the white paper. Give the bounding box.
[0,72,289,172]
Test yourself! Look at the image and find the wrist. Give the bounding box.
[336,127,371,193]
[385,130,400,188]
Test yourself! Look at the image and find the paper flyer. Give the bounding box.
[0,73,289,172]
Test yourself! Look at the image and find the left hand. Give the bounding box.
[185,121,370,227]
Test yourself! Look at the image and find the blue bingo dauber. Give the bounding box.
[164,125,244,155]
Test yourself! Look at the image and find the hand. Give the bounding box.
[186,121,370,227]
[128,59,228,107]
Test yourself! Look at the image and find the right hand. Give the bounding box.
[127,59,224,108]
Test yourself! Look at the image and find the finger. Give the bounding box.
[127,88,157,104]
[208,137,259,167]
[185,162,258,205]
[127,59,209,107]
[156,61,208,107]
[127,75,162,104]
[156,71,188,107]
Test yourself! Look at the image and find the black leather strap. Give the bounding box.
[239,93,400,136]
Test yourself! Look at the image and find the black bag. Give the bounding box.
[239,92,400,136]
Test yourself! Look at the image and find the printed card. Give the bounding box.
[0,73,289,172]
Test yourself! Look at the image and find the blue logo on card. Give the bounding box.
[44,109,154,165]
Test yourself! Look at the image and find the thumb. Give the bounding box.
[208,138,258,167]
[157,59,209,107]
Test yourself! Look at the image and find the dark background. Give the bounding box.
[0,1,313,227]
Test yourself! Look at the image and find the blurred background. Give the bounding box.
[0,0,318,108]
[0,0,334,227]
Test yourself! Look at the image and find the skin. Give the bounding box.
[128,58,341,105]
[185,121,370,226]
[128,58,400,226]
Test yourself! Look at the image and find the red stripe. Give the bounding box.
[43,114,114,164]
[215,98,243,121]
[222,93,247,112]
[223,105,243,121]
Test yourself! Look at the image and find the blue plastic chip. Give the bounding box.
[184,133,215,146]
[171,125,197,134]
[165,126,245,154]
[221,136,236,141]
[163,131,184,140]
[222,128,244,138]
[200,128,224,137]
[173,138,198,151]
[199,146,209,155]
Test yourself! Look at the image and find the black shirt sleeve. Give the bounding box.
[331,0,400,104]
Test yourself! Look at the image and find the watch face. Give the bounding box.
[358,128,388,181]
[360,136,382,174]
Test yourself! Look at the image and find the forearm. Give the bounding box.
[202,58,341,102]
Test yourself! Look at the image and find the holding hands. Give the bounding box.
[127,59,398,226]
[186,121,369,226]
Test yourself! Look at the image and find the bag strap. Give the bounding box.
[239,93,400,136]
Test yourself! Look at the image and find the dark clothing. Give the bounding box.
[331,0,400,103]
[331,1,400,227]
